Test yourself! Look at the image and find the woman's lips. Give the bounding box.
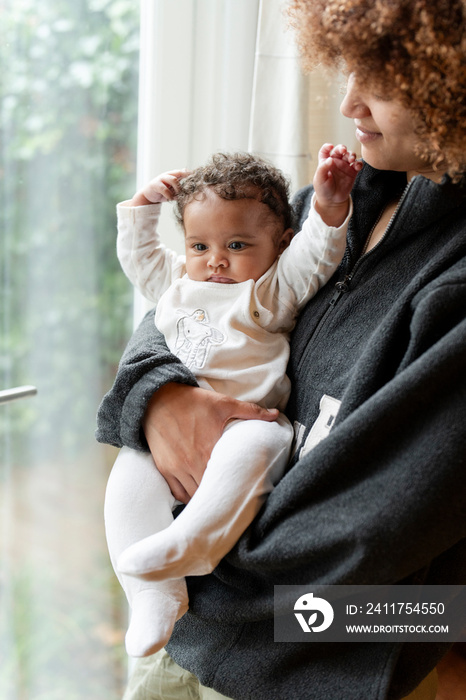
[356,125,382,143]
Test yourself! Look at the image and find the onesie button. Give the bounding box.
[253,310,260,318]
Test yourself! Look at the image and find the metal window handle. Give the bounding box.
[0,386,38,405]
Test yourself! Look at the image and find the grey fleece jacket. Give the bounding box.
[96,164,466,700]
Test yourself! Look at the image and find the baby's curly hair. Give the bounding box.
[287,0,466,179]
[175,152,294,232]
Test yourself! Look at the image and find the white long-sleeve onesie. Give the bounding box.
[104,196,349,657]
[117,195,349,406]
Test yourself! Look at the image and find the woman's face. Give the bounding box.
[340,75,439,180]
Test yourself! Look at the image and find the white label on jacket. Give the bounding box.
[295,394,342,460]
[291,421,307,460]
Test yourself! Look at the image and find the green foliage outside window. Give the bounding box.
[1,3,139,693]
[0,0,139,460]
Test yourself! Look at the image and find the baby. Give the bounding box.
[104,145,362,657]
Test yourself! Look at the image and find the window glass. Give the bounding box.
[0,0,139,696]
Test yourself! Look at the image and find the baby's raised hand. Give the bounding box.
[314,143,363,206]
[129,169,191,207]
[313,143,363,227]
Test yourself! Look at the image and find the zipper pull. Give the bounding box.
[329,275,351,307]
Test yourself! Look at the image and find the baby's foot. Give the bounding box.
[125,589,188,657]
[118,529,213,580]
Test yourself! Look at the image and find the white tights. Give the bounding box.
[104,415,292,657]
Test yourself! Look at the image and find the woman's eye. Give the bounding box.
[229,241,246,250]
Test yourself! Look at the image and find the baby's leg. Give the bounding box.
[117,414,293,580]
[104,447,188,657]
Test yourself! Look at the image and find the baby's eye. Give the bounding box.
[229,241,246,250]
[193,243,207,251]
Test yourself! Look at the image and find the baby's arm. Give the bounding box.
[313,143,363,227]
[268,145,362,316]
[117,169,190,303]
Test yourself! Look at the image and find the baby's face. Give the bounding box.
[184,189,292,284]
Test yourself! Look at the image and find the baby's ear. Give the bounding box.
[279,228,294,252]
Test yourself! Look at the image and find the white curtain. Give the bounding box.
[249,0,358,193]
[248,0,313,191]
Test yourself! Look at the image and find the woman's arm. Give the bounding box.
[95,309,198,451]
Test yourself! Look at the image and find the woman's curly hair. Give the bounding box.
[175,152,294,232]
[287,0,466,179]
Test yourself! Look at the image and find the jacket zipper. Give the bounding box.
[297,180,413,372]
[327,179,413,309]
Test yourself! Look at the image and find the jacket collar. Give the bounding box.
[347,164,466,262]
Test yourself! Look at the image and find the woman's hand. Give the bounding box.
[142,383,279,503]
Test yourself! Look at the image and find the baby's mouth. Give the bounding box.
[208,275,236,284]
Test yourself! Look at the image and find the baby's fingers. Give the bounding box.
[318,143,335,162]
[330,144,348,160]
[159,169,191,200]
[331,144,362,167]
[141,179,173,203]
[351,159,364,172]
[143,169,191,203]
[168,168,191,180]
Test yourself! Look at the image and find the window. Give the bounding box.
[0,1,139,696]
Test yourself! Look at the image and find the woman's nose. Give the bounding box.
[340,74,371,119]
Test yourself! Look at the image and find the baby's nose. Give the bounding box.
[208,252,228,268]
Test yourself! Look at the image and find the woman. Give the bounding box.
[97,1,466,697]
